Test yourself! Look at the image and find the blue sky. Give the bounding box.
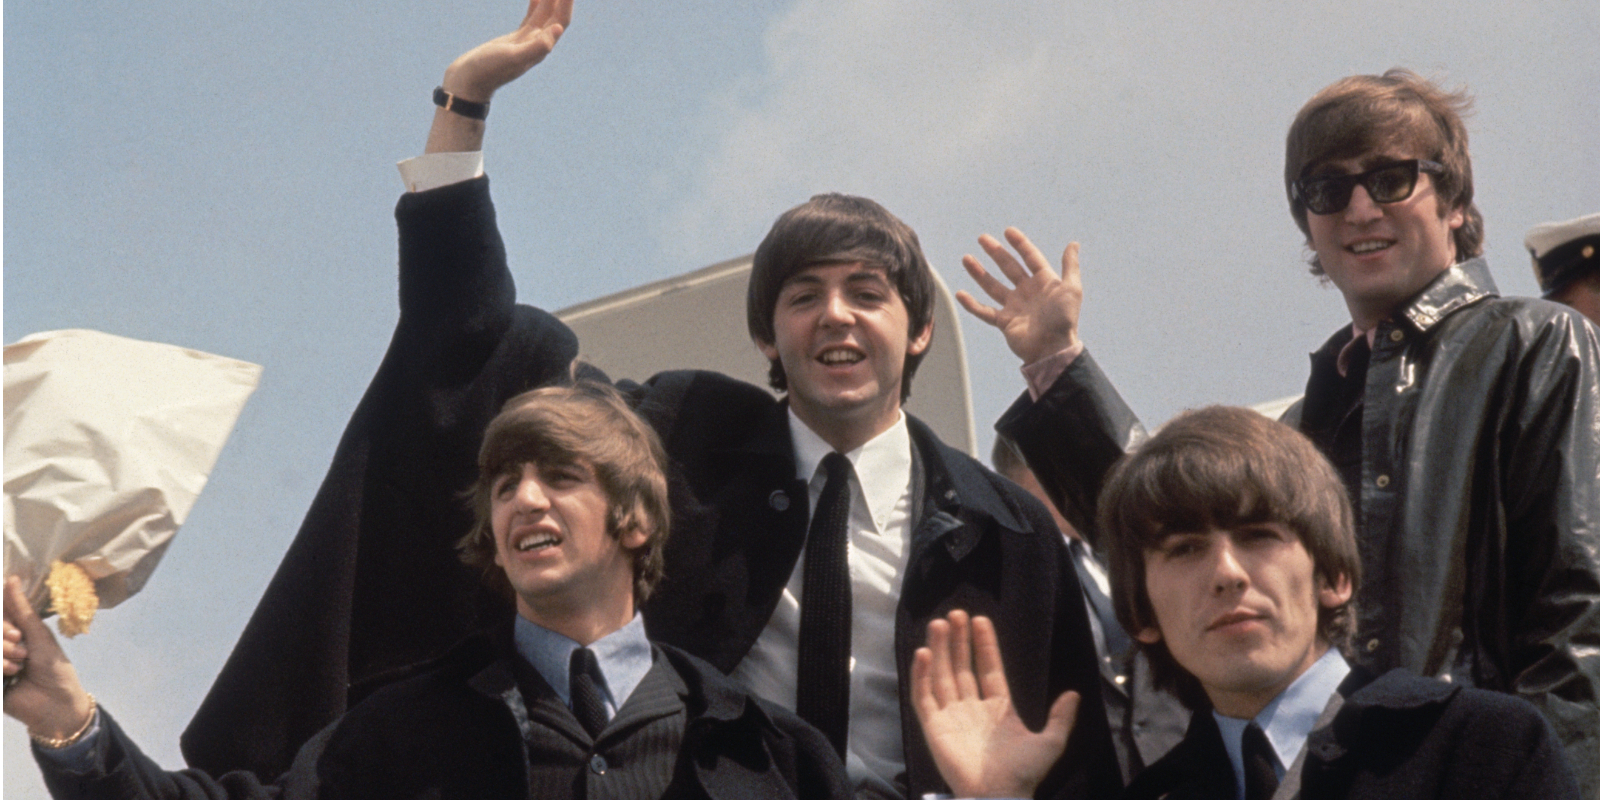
[5,0,1598,793]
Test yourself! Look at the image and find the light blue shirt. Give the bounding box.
[515,612,654,719]
[1213,647,1350,800]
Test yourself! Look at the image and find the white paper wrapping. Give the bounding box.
[4,329,262,618]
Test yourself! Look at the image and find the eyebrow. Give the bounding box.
[1311,153,1414,176]
[781,267,893,290]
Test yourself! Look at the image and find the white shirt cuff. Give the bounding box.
[1021,342,1085,401]
[397,151,484,193]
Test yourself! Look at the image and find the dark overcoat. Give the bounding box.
[1121,668,1580,800]
[44,635,852,800]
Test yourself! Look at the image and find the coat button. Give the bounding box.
[1389,329,1404,342]
[1374,474,1390,488]
[590,754,608,774]
[1365,638,1380,652]
[768,490,790,512]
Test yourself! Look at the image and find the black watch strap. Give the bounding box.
[433,86,489,120]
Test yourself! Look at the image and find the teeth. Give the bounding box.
[516,534,558,551]
[819,350,862,364]
[1350,240,1391,254]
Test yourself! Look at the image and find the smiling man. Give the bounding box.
[181,2,1118,798]
[7,383,851,800]
[958,69,1600,791]
[911,407,1579,800]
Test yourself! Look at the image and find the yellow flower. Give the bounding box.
[46,561,98,637]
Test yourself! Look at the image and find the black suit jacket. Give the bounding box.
[1121,668,1580,800]
[184,177,1120,799]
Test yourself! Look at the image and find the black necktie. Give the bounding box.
[1072,539,1131,659]
[796,452,853,758]
[1242,721,1279,800]
[569,647,608,740]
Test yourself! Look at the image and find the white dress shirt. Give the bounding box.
[730,408,915,799]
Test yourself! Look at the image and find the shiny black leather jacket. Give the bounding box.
[998,258,1600,792]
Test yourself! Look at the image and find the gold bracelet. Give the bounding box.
[30,694,97,749]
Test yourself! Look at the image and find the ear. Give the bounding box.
[755,337,779,362]
[618,523,652,551]
[907,320,933,357]
[1444,203,1465,231]
[1317,571,1354,609]
[1135,627,1163,645]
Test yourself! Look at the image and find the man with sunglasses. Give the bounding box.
[959,69,1600,791]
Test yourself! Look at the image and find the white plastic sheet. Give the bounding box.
[4,329,262,620]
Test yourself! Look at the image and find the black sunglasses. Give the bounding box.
[1292,159,1445,216]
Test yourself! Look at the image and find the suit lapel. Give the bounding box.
[508,649,591,745]
[606,649,689,738]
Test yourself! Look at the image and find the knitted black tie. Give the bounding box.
[569,647,608,740]
[796,452,854,757]
[1242,721,1279,800]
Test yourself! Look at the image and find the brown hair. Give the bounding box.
[746,193,936,402]
[458,381,670,605]
[1098,406,1360,708]
[1285,69,1483,275]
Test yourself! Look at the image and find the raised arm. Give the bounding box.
[912,610,1079,799]
[424,0,572,154]
[961,229,1146,544]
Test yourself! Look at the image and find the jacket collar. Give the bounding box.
[1336,666,1459,714]
[907,414,1026,533]
[1397,256,1498,332]
[656,642,786,732]
[1301,668,1461,776]
[903,413,1034,567]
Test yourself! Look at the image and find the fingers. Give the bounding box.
[1042,690,1081,746]
[522,0,572,33]
[4,577,45,638]
[969,615,1011,702]
[954,290,1000,327]
[918,617,958,709]
[3,577,57,660]
[1002,228,1057,279]
[1058,241,1082,290]
[977,234,1031,287]
[960,255,1012,308]
[3,621,25,676]
[911,646,935,711]
[946,610,981,699]
[518,0,572,51]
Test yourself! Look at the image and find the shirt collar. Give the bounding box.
[787,407,913,534]
[1214,647,1350,795]
[514,613,654,710]
[1335,324,1374,378]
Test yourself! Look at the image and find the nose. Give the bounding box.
[513,476,551,511]
[1342,184,1383,223]
[1211,539,1249,595]
[819,290,854,327]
